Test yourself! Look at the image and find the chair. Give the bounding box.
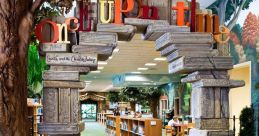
[165,125,176,136]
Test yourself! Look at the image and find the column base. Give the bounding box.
[189,128,234,136]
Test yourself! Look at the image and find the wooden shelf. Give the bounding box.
[106,115,162,136]
[97,113,114,125]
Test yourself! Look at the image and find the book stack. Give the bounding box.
[154,32,245,135]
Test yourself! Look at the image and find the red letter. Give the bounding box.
[35,20,59,43]
[114,0,134,24]
[141,6,159,20]
[79,1,92,31]
[172,2,189,26]
[190,0,196,32]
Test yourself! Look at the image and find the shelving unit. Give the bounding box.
[106,115,162,136]
[27,104,43,136]
[98,113,114,125]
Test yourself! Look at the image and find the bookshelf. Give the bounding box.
[98,113,114,125]
[106,116,162,136]
[27,104,43,136]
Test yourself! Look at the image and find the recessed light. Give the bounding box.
[98,61,108,65]
[91,71,101,73]
[138,68,148,71]
[114,48,120,53]
[98,67,104,70]
[145,63,157,66]
[131,71,142,74]
[154,57,167,61]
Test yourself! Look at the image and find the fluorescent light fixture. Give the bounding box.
[98,67,104,70]
[138,67,148,71]
[114,48,120,53]
[85,81,92,83]
[131,71,142,74]
[91,71,101,73]
[143,82,151,85]
[145,63,157,66]
[109,56,113,60]
[154,57,167,61]
[98,61,108,65]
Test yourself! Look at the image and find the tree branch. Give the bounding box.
[31,0,46,13]
[227,0,247,30]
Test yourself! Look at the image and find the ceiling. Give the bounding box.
[80,34,170,92]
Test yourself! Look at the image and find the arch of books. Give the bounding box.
[37,0,244,135]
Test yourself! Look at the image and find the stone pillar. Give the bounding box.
[155,32,245,136]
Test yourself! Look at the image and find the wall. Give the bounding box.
[229,62,252,135]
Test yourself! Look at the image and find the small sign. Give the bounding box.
[150,121,157,126]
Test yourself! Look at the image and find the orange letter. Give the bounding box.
[123,0,143,18]
[35,20,59,43]
[65,17,79,32]
[172,2,189,26]
[114,0,134,24]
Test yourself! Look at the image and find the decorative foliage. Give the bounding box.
[107,91,121,103]
[242,12,259,47]
[27,5,60,98]
[239,107,254,136]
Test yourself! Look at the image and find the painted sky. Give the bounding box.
[236,0,259,26]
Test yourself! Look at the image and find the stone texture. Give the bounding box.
[155,32,213,51]
[97,23,136,41]
[168,57,233,74]
[195,118,229,130]
[144,24,190,41]
[161,44,212,56]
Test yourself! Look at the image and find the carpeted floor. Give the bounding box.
[81,121,106,136]
[81,121,167,136]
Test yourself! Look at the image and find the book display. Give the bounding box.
[98,113,114,125]
[27,103,43,136]
[106,116,162,136]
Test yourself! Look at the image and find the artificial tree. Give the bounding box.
[0,0,73,135]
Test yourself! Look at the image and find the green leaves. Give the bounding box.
[239,107,254,136]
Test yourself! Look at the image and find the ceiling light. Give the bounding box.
[138,68,148,71]
[143,82,151,85]
[98,67,104,70]
[131,71,142,74]
[109,56,113,60]
[91,71,101,73]
[85,81,92,83]
[98,61,108,65]
[114,48,120,53]
[145,63,157,66]
[154,57,167,61]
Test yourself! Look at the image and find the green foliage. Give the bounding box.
[255,82,259,89]
[208,0,254,22]
[229,40,240,64]
[232,24,243,41]
[27,43,48,98]
[27,5,60,98]
[107,91,121,102]
[239,107,254,136]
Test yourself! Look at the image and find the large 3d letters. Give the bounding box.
[114,0,134,24]
[123,0,143,18]
[142,6,159,20]
[65,17,79,32]
[35,20,59,43]
[79,1,92,31]
[172,2,189,26]
[100,0,114,23]
[57,24,70,44]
